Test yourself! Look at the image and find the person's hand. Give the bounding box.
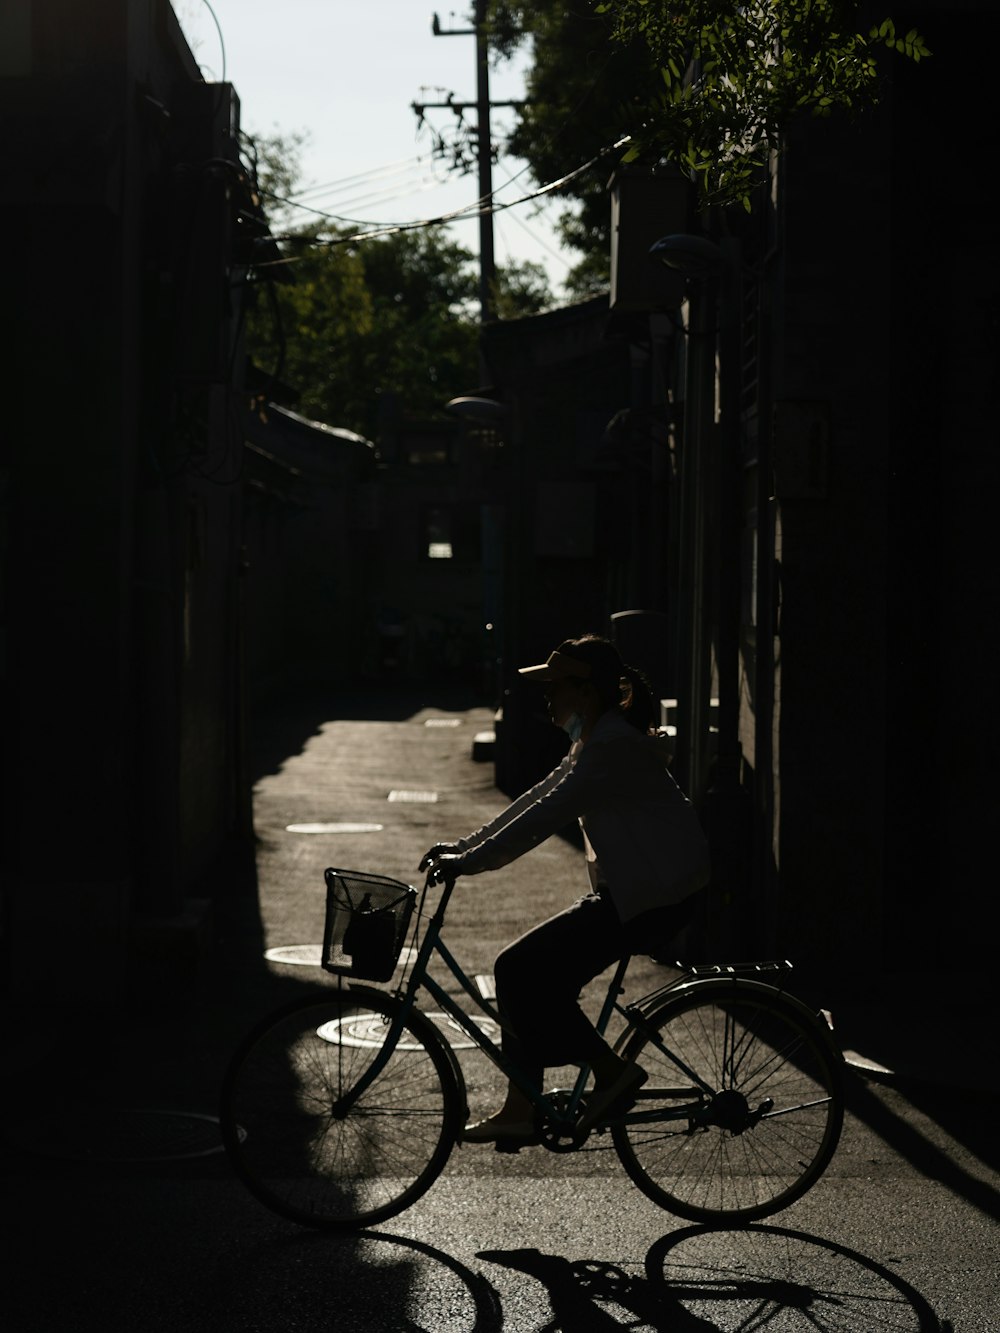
[422,852,465,884]
[419,842,460,871]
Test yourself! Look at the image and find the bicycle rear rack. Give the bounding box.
[630,959,795,1015]
[684,960,793,979]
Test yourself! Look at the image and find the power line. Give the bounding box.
[421,0,505,322]
[286,140,535,217]
[496,198,570,270]
[491,156,568,267]
[252,136,629,264]
[288,171,451,217]
[262,147,520,229]
[288,153,440,198]
[286,155,447,205]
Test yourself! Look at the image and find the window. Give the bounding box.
[400,429,454,466]
[420,504,480,562]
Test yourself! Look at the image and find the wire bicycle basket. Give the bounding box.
[322,868,417,982]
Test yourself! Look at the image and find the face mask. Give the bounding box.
[562,712,584,743]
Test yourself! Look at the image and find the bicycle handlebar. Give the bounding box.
[421,854,463,887]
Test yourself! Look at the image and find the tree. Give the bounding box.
[487,0,930,267]
[241,131,554,438]
[489,1,663,296]
[239,127,310,233]
[492,257,555,319]
[597,0,931,210]
[247,225,480,439]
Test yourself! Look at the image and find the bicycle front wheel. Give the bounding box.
[613,979,844,1223]
[221,985,462,1229]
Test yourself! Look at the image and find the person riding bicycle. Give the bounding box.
[420,633,710,1143]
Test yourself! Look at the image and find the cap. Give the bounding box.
[517,650,592,681]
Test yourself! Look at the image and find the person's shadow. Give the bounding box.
[480,1223,949,1332]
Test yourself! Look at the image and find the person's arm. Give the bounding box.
[419,750,576,875]
[457,750,575,850]
[457,745,607,875]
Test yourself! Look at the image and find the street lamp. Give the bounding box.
[444,394,512,759]
[649,233,727,278]
[444,395,508,422]
[444,394,508,455]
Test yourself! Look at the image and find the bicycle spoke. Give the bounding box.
[613,981,843,1223]
[221,989,460,1228]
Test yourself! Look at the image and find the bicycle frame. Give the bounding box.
[419,932,632,1128]
[332,874,611,1126]
[332,874,740,1133]
[228,878,843,1230]
[332,874,813,1143]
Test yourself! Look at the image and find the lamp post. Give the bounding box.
[445,395,513,776]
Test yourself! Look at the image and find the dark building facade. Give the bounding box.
[2,0,258,1000]
[3,0,992,1009]
[474,5,997,977]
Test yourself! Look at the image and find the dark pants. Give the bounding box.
[493,889,700,1090]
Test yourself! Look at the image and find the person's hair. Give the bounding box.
[557,634,655,733]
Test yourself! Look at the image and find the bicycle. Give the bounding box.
[220,867,845,1231]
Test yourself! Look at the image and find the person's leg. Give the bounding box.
[574,894,705,1130]
[496,892,700,1067]
[466,891,704,1138]
[494,891,625,1064]
[467,894,626,1138]
[621,891,703,962]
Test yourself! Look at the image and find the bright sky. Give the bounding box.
[173,0,574,296]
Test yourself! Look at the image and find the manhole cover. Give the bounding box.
[317,1011,501,1051]
[265,944,325,966]
[9,1109,229,1162]
[265,944,419,969]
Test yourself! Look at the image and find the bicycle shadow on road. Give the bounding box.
[480,1223,949,1332]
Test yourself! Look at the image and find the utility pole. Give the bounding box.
[415,3,520,323]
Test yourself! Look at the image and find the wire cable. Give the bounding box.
[196,0,226,82]
[281,158,449,212]
[281,167,454,218]
[491,157,569,267]
[287,153,441,200]
[251,135,630,267]
[496,201,570,270]
[262,137,527,229]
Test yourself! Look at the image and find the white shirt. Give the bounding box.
[456,710,710,922]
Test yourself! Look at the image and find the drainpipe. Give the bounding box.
[650,233,752,952]
[714,236,744,786]
[677,280,714,803]
[701,236,752,954]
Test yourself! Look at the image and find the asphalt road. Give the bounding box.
[4,685,997,1331]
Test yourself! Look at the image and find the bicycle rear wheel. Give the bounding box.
[613,978,844,1223]
[221,985,462,1229]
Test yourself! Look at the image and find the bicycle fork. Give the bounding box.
[325,982,416,1118]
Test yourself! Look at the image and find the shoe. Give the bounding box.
[576,1063,648,1133]
[462,1113,537,1144]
